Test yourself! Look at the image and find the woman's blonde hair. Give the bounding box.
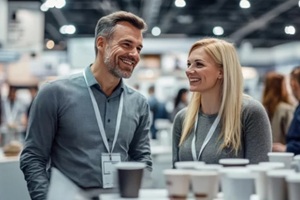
[179,38,244,154]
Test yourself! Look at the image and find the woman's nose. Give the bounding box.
[186,68,195,75]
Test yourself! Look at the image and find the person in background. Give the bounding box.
[171,88,188,122]
[147,85,169,139]
[0,85,27,143]
[172,38,272,166]
[262,72,295,144]
[273,66,300,154]
[20,11,152,200]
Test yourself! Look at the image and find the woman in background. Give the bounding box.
[262,72,295,144]
[171,88,188,122]
[172,38,272,166]
[273,66,300,154]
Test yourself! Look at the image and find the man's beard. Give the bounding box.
[104,50,132,79]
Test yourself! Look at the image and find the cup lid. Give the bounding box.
[219,158,249,165]
[175,161,205,169]
[267,152,294,157]
[286,174,300,183]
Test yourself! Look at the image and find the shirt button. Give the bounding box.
[107,100,110,103]
[108,119,111,123]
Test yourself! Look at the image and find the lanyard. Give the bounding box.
[83,71,124,154]
[4,100,18,123]
[191,112,221,161]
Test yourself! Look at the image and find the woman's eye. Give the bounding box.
[196,62,203,67]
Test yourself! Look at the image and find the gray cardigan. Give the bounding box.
[172,96,272,166]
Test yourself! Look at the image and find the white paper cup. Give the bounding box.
[286,174,300,200]
[190,171,219,200]
[267,152,294,169]
[267,169,295,200]
[164,169,190,199]
[223,173,255,200]
[247,164,271,200]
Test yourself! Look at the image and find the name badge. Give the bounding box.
[101,153,121,188]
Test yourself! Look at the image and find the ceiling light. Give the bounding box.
[239,0,251,9]
[151,27,161,36]
[60,25,76,35]
[46,40,55,49]
[55,0,66,9]
[213,26,224,36]
[40,3,49,12]
[175,0,186,8]
[284,25,296,35]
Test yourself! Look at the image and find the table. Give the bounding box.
[99,189,260,200]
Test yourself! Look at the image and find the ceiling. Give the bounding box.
[8,0,300,49]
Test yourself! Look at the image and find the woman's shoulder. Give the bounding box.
[173,108,187,123]
[242,95,264,109]
[241,95,267,117]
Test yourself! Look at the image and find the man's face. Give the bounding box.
[102,21,143,78]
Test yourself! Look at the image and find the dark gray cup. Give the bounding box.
[115,162,146,198]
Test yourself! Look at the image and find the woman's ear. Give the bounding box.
[218,69,223,79]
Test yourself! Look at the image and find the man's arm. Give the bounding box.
[128,100,152,171]
[20,83,58,200]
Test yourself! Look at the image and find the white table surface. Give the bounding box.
[100,189,260,200]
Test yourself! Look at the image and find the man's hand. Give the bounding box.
[272,143,287,152]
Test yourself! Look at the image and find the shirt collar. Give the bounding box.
[84,65,125,94]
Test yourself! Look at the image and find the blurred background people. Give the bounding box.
[172,38,272,166]
[273,66,300,154]
[262,72,295,144]
[0,85,28,145]
[171,88,188,122]
[148,85,169,139]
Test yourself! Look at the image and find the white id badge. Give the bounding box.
[101,153,121,188]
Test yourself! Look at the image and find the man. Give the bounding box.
[273,66,300,154]
[20,11,152,200]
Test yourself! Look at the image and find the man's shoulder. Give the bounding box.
[40,73,83,90]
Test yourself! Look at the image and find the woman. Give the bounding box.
[273,66,300,154]
[171,88,189,122]
[262,72,295,144]
[172,38,272,166]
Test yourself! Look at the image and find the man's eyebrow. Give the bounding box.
[122,39,143,49]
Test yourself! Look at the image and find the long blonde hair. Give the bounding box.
[179,38,244,154]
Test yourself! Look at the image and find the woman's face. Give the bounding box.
[186,47,222,94]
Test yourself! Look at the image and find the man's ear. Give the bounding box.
[96,36,105,50]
